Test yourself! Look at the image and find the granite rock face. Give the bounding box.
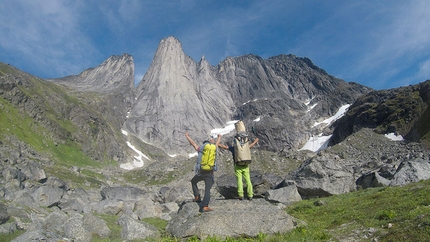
[125,37,234,155]
[125,36,371,154]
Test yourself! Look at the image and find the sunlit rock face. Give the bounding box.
[125,36,371,154]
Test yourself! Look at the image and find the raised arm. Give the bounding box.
[215,134,222,147]
[249,138,259,148]
[185,132,199,151]
[218,143,229,150]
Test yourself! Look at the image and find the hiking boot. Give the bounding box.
[192,196,201,202]
[247,197,253,201]
[202,206,213,212]
[234,196,243,200]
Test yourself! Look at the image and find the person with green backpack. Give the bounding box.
[185,132,221,212]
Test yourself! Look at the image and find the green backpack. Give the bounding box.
[195,142,217,173]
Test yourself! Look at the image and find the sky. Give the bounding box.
[1,1,430,90]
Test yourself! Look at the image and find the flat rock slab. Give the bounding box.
[166,198,297,239]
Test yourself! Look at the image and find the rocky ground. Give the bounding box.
[1,128,430,241]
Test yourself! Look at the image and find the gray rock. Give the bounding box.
[2,168,26,184]
[64,213,92,242]
[11,230,51,242]
[59,187,91,213]
[5,207,30,223]
[265,183,302,205]
[94,199,127,215]
[12,190,38,208]
[101,186,146,202]
[0,221,18,234]
[134,197,162,219]
[0,203,10,224]
[19,161,46,182]
[117,215,160,240]
[44,176,67,189]
[43,210,68,235]
[291,156,356,198]
[390,158,430,186]
[59,196,91,214]
[83,213,111,238]
[167,199,297,239]
[32,185,64,207]
[162,186,190,203]
[356,171,391,189]
[216,174,238,199]
[216,172,281,199]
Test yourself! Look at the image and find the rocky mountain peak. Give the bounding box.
[125,36,233,155]
[49,53,135,93]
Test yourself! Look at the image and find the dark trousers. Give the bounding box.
[191,171,214,207]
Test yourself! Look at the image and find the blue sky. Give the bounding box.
[1,1,429,90]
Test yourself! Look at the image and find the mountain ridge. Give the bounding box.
[125,36,372,155]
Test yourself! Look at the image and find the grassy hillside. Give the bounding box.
[285,179,430,241]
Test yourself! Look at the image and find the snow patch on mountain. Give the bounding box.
[300,104,351,152]
[120,129,151,170]
[313,104,350,127]
[299,134,332,152]
[385,133,404,141]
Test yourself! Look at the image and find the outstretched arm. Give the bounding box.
[249,138,259,148]
[218,143,229,150]
[215,134,222,147]
[185,132,199,151]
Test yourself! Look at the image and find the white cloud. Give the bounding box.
[0,0,97,77]
[417,59,430,81]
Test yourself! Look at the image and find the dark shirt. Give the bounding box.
[228,146,235,162]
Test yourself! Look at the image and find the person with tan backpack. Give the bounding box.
[218,121,259,200]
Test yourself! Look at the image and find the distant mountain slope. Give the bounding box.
[0,62,164,170]
[47,54,136,130]
[329,80,430,148]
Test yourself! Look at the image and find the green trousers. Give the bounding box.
[234,164,253,198]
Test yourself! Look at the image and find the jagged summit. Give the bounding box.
[49,53,135,93]
[125,37,233,155]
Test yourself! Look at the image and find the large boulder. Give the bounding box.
[166,199,297,239]
[290,155,356,198]
[389,158,430,186]
[216,172,282,199]
[265,181,302,205]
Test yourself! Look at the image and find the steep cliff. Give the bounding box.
[125,37,371,154]
[124,37,234,155]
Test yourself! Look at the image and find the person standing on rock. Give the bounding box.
[185,132,221,212]
[218,121,259,200]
